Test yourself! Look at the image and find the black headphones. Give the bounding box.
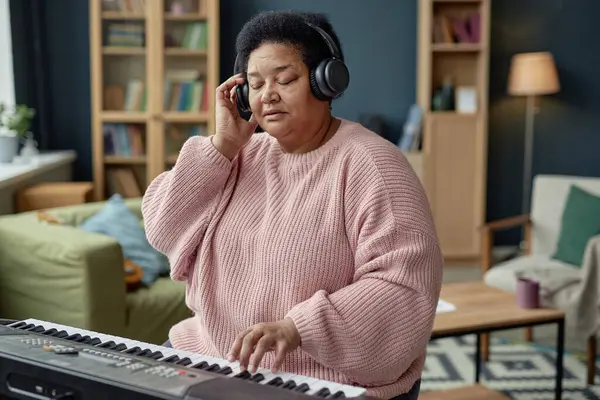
[234,21,350,115]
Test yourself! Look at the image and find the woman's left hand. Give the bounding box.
[227,318,301,373]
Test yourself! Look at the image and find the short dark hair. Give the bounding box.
[234,10,344,75]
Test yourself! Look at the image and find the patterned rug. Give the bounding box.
[421,335,600,399]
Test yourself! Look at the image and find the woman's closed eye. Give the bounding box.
[278,77,297,86]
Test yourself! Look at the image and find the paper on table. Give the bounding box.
[436,299,456,314]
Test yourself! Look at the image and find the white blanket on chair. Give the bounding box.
[517,235,600,339]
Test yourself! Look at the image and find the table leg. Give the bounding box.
[475,334,481,383]
[555,319,564,400]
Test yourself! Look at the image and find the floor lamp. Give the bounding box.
[508,52,560,219]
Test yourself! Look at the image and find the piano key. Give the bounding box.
[10,319,366,398]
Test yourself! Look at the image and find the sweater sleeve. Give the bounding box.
[141,136,233,281]
[285,149,443,387]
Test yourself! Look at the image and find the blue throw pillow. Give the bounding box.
[80,194,164,286]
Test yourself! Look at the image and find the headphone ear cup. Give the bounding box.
[309,67,329,101]
[235,81,251,114]
[311,59,350,101]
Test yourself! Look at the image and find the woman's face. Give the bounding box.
[246,42,329,141]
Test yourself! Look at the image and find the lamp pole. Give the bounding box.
[521,95,538,216]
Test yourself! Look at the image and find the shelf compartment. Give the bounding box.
[102,112,147,123]
[102,12,145,20]
[105,155,147,164]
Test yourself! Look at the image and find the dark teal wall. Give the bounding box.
[10,0,600,245]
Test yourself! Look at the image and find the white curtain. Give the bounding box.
[0,0,14,106]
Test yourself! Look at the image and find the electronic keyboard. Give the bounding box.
[0,318,369,399]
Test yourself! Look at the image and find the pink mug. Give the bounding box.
[516,277,540,309]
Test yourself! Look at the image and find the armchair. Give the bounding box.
[480,174,600,385]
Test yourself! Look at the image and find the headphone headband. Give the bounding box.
[234,21,342,74]
[303,22,342,61]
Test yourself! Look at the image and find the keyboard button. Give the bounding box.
[282,380,297,390]
[294,383,310,393]
[217,366,232,375]
[191,361,209,370]
[174,357,192,366]
[234,370,251,379]
[267,377,284,386]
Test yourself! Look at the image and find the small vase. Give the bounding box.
[0,133,19,163]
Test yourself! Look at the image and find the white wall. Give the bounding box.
[0,0,14,106]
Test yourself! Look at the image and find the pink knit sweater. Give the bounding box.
[142,118,443,399]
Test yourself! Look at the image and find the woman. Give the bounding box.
[142,10,443,400]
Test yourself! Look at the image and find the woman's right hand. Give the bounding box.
[213,73,258,160]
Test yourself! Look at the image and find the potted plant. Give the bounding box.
[0,103,36,163]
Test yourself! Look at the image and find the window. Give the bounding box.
[0,0,14,106]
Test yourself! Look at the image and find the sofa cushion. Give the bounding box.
[552,185,600,266]
[79,194,167,285]
[484,254,575,292]
[125,277,191,344]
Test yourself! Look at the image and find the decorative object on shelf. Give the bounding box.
[455,86,477,114]
[508,52,560,217]
[0,103,36,164]
[398,104,423,152]
[19,132,40,164]
[431,76,455,111]
[170,1,187,15]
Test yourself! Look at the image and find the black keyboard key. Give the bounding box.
[191,361,209,369]
[294,383,310,393]
[174,357,192,366]
[87,338,101,346]
[137,349,154,357]
[234,370,251,379]
[113,343,127,351]
[30,325,46,333]
[10,321,27,329]
[65,333,82,341]
[76,335,92,343]
[124,346,142,355]
[162,355,180,363]
[98,341,116,349]
[51,330,69,339]
[217,366,232,375]
[20,324,35,330]
[250,373,264,383]
[205,363,220,372]
[315,388,330,397]
[330,391,346,398]
[282,380,297,390]
[41,328,58,336]
[267,377,284,386]
[149,351,164,360]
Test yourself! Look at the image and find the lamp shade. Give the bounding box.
[508,52,560,96]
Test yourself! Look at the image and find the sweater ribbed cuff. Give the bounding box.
[285,301,319,357]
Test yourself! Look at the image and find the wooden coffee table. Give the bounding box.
[420,282,565,400]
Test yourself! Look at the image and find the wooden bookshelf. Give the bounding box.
[416,0,490,261]
[89,0,219,200]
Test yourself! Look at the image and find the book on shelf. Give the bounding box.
[106,167,142,198]
[164,69,208,112]
[124,79,147,111]
[166,123,208,158]
[180,22,208,50]
[102,0,146,13]
[432,12,480,44]
[103,123,145,157]
[106,22,145,47]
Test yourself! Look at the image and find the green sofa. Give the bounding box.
[0,198,192,345]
